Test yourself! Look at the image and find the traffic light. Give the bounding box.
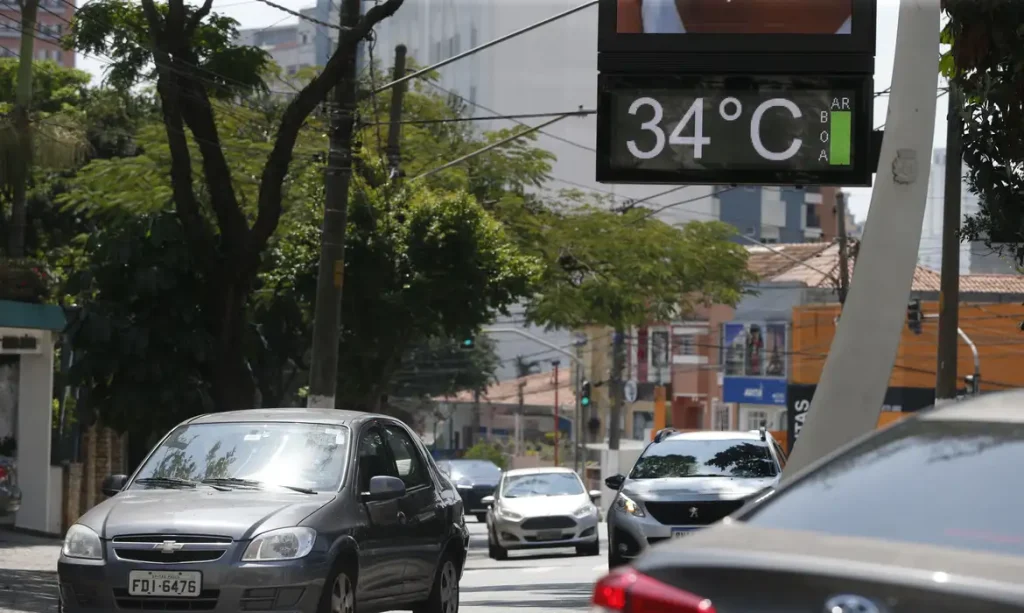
[580,380,591,407]
[460,336,474,350]
[907,299,923,335]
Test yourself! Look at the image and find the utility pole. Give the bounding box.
[552,360,560,467]
[7,0,40,258]
[936,83,963,401]
[385,45,407,180]
[306,0,362,409]
[835,190,851,306]
[608,329,626,451]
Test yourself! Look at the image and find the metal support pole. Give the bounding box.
[835,191,851,306]
[784,0,940,478]
[936,84,964,401]
[552,360,560,467]
[956,327,980,396]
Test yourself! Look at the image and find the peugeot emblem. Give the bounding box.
[155,540,184,554]
[824,594,882,613]
[688,506,698,519]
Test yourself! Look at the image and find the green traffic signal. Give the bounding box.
[461,337,474,349]
[580,380,591,407]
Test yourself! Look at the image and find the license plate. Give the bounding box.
[671,528,695,539]
[537,530,562,540]
[128,571,202,597]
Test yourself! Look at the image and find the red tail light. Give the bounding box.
[0,466,8,482]
[592,568,715,613]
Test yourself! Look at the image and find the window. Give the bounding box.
[745,410,769,430]
[357,427,397,492]
[676,333,696,356]
[383,424,430,489]
[502,472,584,498]
[744,420,1024,557]
[712,403,730,431]
[630,438,778,479]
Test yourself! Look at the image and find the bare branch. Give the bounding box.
[184,0,215,39]
[249,0,404,262]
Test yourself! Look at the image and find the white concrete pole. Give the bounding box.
[783,0,941,478]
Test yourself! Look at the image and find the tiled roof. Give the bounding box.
[434,369,575,409]
[744,242,835,279]
[759,242,1024,294]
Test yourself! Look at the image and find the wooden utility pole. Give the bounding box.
[552,360,560,466]
[385,45,407,179]
[936,83,963,401]
[835,190,851,306]
[306,0,362,409]
[7,0,40,258]
[608,329,625,451]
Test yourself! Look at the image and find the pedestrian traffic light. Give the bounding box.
[460,336,474,349]
[580,380,591,407]
[907,299,923,335]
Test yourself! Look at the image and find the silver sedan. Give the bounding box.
[484,467,601,560]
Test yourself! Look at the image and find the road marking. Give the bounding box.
[521,566,559,573]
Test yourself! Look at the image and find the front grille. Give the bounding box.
[524,533,574,543]
[521,516,576,530]
[644,500,745,526]
[113,589,219,610]
[111,535,232,565]
[115,549,225,563]
[240,587,306,610]
[472,485,495,495]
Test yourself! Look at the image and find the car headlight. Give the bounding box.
[242,527,316,562]
[572,503,597,518]
[614,493,645,517]
[63,524,103,560]
[496,506,523,521]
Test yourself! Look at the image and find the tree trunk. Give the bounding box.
[608,327,626,451]
[208,280,256,411]
[7,0,39,258]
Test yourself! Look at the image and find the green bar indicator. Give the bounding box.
[830,111,852,166]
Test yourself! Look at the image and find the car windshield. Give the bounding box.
[502,472,584,498]
[743,419,1024,557]
[629,438,778,479]
[447,460,501,481]
[133,422,350,493]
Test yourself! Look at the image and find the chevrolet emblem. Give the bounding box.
[155,540,184,554]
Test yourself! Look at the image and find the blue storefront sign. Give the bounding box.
[722,377,787,406]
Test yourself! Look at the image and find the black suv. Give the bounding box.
[58,409,469,613]
[437,459,502,522]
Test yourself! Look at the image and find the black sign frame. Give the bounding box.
[597,0,877,56]
[596,72,874,187]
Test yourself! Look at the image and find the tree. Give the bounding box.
[390,335,500,401]
[0,58,91,256]
[525,201,756,449]
[66,0,404,410]
[942,1,1024,262]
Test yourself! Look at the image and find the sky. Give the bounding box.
[74,0,944,224]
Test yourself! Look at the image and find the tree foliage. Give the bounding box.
[942,1,1024,261]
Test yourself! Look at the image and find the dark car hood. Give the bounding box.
[623,476,778,501]
[77,487,335,540]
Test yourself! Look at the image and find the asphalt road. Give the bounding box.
[461,518,608,613]
[0,520,608,613]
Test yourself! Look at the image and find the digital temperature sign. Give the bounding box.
[596,74,873,186]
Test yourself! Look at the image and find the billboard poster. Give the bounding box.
[597,0,877,55]
[723,322,746,376]
[722,321,786,379]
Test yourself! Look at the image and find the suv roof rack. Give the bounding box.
[758,424,767,442]
[652,427,679,443]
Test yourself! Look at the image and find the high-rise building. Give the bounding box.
[921,148,1016,274]
[0,0,76,68]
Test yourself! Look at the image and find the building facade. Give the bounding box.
[0,0,76,67]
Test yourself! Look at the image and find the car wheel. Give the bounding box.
[318,565,356,613]
[475,513,487,523]
[487,527,508,561]
[576,537,600,556]
[414,554,460,613]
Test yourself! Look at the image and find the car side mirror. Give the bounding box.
[362,475,406,502]
[481,495,494,507]
[588,489,602,502]
[604,474,625,490]
[102,474,128,497]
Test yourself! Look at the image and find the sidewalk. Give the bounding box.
[0,529,61,613]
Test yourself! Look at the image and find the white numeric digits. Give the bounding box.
[751,98,803,161]
[626,97,710,160]
[627,97,665,159]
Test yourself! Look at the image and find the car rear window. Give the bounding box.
[630,438,778,479]
[744,419,1024,556]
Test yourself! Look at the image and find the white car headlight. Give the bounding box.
[614,493,645,518]
[572,503,597,518]
[242,527,316,562]
[496,506,523,521]
[63,524,103,560]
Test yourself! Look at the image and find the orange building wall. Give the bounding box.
[791,302,1024,391]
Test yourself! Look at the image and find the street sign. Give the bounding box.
[597,74,872,186]
[623,379,638,403]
